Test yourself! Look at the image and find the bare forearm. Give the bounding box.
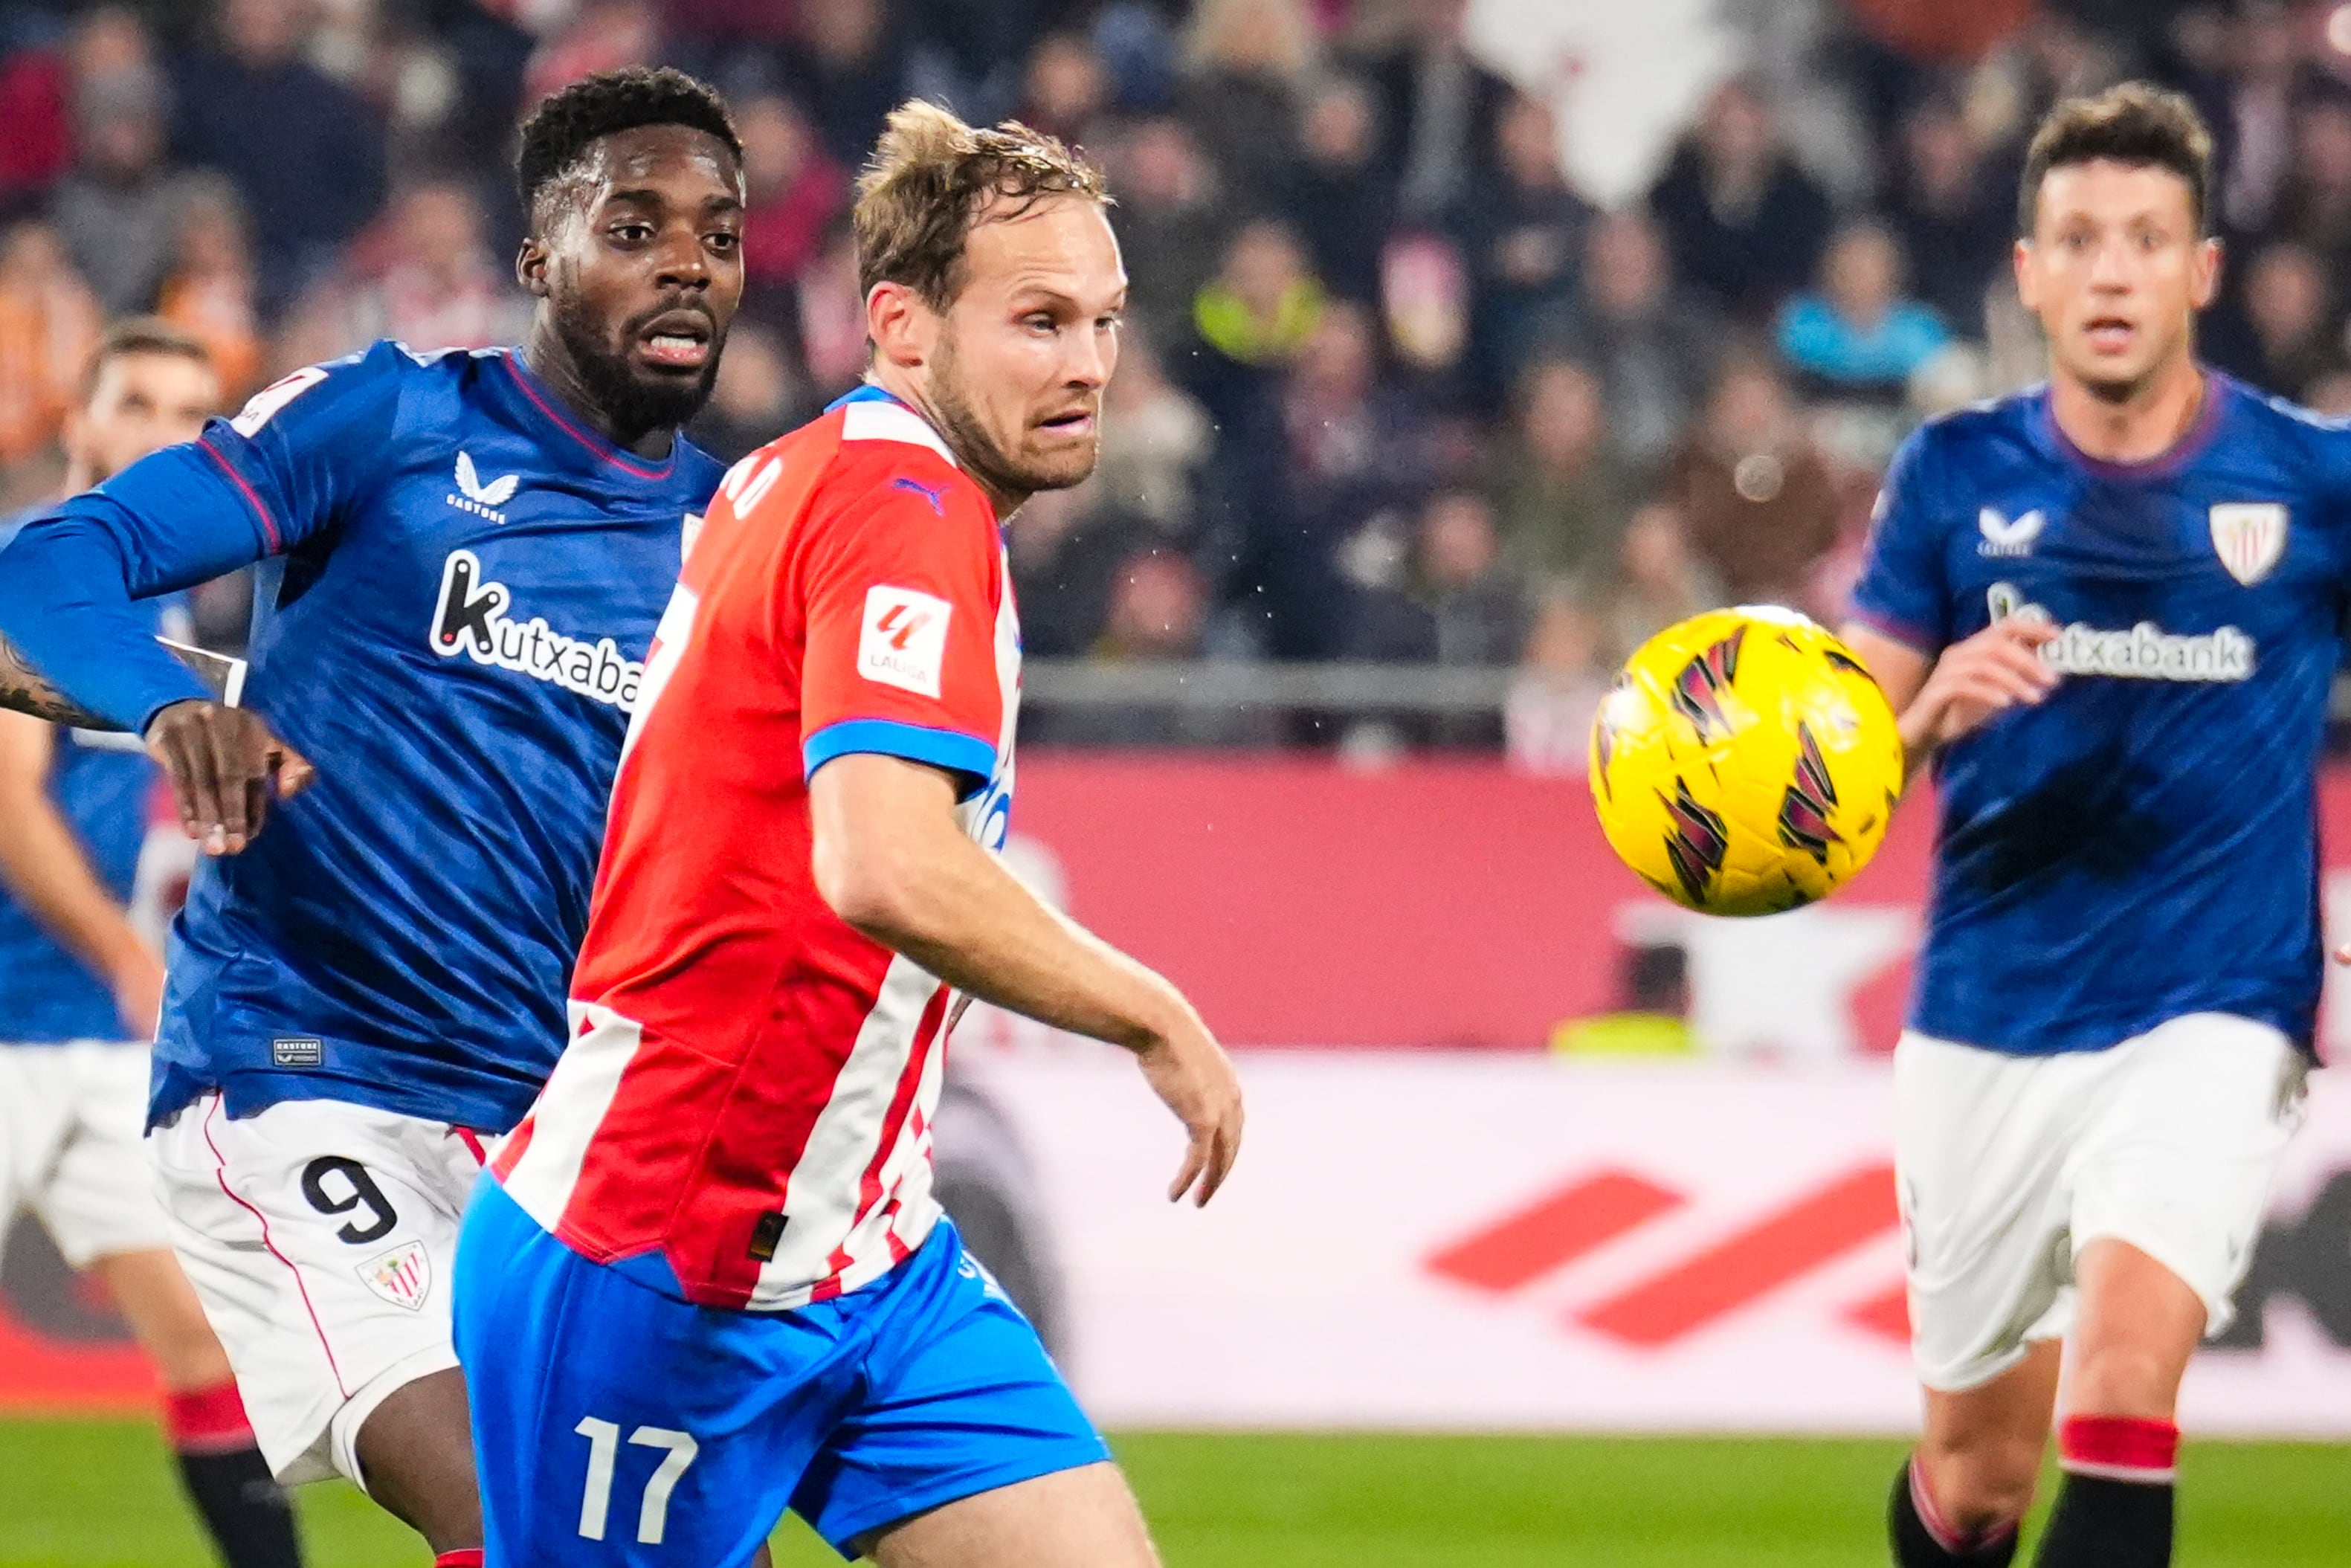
[0,794,148,984]
[0,632,120,730]
[811,753,1242,1204]
[1839,623,1935,787]
[1894,717,1940,787]
[860,835,1193,1051]
[1839,618,2057,785]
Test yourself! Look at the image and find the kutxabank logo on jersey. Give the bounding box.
[1987,582,2256,683]
[430,548,643,709]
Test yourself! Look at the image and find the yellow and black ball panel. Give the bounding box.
[1590,607,1904,916]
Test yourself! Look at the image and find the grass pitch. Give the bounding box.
[0,1419,2340,1566]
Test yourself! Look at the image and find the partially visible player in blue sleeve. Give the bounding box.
[0,319,310,1568]
[0,343,404,842]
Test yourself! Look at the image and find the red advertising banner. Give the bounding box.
[1007,753,2351,1060]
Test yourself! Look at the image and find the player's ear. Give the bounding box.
[2190,236,2222,312]
[58,403,87,470]
[2011,237,2039,314]
[866,281,931,371]
[517,236,552,299]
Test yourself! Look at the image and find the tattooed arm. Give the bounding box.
[0,628,120,731]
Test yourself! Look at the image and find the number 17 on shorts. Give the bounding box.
[573,1419,697,1546]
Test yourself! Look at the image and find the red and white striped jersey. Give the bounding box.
[491,386,1018,1311]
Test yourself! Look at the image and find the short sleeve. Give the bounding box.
[1848,428,1952,654]
[97,339,405,571]
[798,465,1004,799]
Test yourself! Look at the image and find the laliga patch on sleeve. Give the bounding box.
[230,365,329,436]
[858,585,952,697]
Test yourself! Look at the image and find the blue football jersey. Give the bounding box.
[1851,373,2351,1056]
[24,342,722,1129]
[0,507,187,1044]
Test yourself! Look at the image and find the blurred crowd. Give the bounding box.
[6,0,2351,758]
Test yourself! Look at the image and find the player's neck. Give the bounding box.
[519,336,677,462]
[2047,353,2208,465]
[863,370,1025,521]
[57,461,95,497]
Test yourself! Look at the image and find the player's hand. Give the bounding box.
[111,946,165,1040]
[1900,616,2060,754]
[144,699,316,856]
[1135,1007,1244,1207]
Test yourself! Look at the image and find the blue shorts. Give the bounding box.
[453,1175,1109,1566]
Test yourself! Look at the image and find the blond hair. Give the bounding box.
[854,100,1111,309]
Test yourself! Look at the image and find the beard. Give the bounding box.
[927,334,1099,502]
[551,288,723,438]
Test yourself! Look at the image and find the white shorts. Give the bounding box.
[1894,1013,2308,1393]
[0,1042,170,1268]
[149,1093,491,1485]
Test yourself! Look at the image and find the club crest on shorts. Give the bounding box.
[2209,502,2286,585]
[356,1240,432,1311]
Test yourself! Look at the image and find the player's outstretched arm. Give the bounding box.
[0,630,117,729]
[0,518,314,856]
[1842,618,2059,781]
[810,752,1244,1206]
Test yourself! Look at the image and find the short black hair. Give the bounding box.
[514,66,742,228]
[2018,82,2213,238]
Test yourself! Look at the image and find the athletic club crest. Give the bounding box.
[356,1240,432,1311]
[2209,502,2286,585]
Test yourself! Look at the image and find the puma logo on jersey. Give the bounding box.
[1977,507,2045,557]
[891,476,948,514]
[859,586,952,697]
[430,549,643,709]
[448,451,520,523]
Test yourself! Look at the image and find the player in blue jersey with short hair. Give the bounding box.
[1843,86,2325,1568]
[0,68,743,1568]
[0,319,305,1568]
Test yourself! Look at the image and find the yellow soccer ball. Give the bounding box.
[1589,606,1906,916]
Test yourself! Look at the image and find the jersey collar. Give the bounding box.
[2032,368,2231,482]
[496,349,681,483]
[825,382,904,412]
[827,380,961,470]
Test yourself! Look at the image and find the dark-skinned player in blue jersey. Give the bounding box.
[0,68,746,1568]
[1843,85,2327,1568]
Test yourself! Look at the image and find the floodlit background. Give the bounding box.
[0,0,2347,1563]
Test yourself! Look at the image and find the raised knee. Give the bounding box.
[1919,1436,2042,1531]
